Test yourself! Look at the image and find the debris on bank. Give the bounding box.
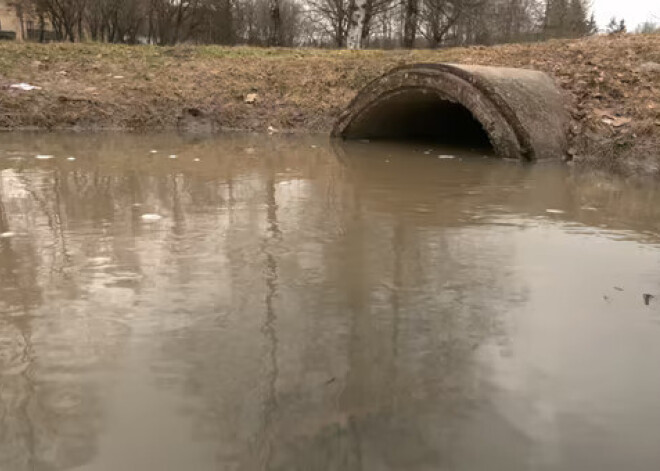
[9,82,41,91]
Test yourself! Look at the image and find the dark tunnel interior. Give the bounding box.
[345,89,493,150]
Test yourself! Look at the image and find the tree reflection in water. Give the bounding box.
[1,133,660,470]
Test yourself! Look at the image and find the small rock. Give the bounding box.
[67,156,76,161]
[140,214,162,222]
[545,209,565,214]
[437,155,455,159]
[113,75,125,79]
[169,154,177,159]
[638,62,660,74]
[193,158,201,162]
[244,93,258,104]
[35,154,54,160]
[267,126,278,134]
[149,150,158,154]
[0,232,15,238]
[643,293,655,306]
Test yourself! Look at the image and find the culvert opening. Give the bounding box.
[342,89,493,150]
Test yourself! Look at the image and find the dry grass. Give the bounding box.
[0,34,659,174]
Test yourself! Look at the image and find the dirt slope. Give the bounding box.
[1,34,658,174]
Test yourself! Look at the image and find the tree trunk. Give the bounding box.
[360,0,373,46]
[39,14,45,42]
[16,4,25,41]
[347,0,367,49]
[402,0,418,48]
[268,0,281,46]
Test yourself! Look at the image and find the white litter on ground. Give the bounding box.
[36,154,54,160]
[140,214,162,221]
[150,150,158,154]
[0,232,15,238]
[67,157,76,161]
[438,155,456,159]
[169,154,177,159]
[193,158,201,162]
[545,209,565,214]
[10,83,42,91]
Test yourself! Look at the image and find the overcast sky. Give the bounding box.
[592,0,660,30]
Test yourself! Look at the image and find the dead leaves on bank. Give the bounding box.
[594,108,632,128]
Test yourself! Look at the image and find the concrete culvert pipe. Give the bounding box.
[332,63,569,161]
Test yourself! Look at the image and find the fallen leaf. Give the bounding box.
[594,108,615,119]
[611,116,632,127]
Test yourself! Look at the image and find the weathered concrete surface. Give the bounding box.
[332,63,569,161]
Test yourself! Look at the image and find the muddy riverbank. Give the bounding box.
[1,34,659,174]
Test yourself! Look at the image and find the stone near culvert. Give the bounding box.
[638,62,660,74]
[332,63,569,161]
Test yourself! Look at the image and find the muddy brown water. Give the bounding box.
[1,133,660,471]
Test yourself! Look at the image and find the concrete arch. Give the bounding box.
[332,63,569,161]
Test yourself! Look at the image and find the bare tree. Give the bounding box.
[33,0,82,40]
[306,0,355,46]
[635,21,659,34]
[358,0,396,45]
[420,0,482,48]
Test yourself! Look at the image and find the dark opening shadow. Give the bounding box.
[343,89,493,151]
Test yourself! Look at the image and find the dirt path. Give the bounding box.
[1,34,659,174]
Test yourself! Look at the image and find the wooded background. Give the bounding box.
[10,0,652,48]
